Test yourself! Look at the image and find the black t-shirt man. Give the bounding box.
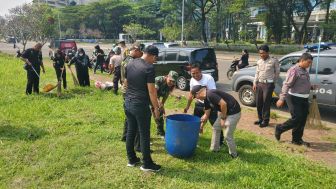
[204,89,241,115]
[125,58,155,104]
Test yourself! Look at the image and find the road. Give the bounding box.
[1,41,335,126]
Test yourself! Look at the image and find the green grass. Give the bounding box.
[0,53,336,188]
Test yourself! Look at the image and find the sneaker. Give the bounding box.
[274,125,282,141]
[127,157,141,167]
[140,162,161,172]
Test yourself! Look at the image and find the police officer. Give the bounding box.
[93,45,105,74]
[253,45,280,127]
[109,46,123,94]
[21,43,46,95]
[275,53,313,146]
[52,49,67,89]
[153,70,178,137]
[69,48,91,87]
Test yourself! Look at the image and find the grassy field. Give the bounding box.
[0,53,336,188]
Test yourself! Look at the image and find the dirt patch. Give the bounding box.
[239,108,336,169]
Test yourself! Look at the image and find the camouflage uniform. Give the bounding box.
[154,76,174,136]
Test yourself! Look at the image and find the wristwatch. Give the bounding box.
[220,114,226,120]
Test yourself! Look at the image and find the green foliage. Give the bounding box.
[1,53,336,187]
[160,25,181,41]
[123,23,155,40]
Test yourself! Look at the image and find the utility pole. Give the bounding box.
[58,12,61,39]
[181,0,185,42]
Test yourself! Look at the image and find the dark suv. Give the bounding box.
[154,47,218,90]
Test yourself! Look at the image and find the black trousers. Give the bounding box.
[278,95,309,142]
[55,67,67,89]
[26,69,40,95]
[113,66,121,93]
[122,96,140,150]
[94,61,103,73]
[256,82,275,122]
[194,101,224,144]
[76,67,90,87]
[125,99,153,165]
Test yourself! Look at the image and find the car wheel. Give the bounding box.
[177,76,188,91]
[238,84,256,107]
[227,70,234,80]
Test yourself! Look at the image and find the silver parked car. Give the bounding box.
[231,48,336,107]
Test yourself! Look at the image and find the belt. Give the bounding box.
[288,91,309,98]
[258,79,274,83]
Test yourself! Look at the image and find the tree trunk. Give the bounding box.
[201,9,207,43]
[215,0,221,43]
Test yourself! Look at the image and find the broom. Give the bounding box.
[68,65,79,86]
[28,65,57,93]
[306,36,322,128]
[57,66,65,97]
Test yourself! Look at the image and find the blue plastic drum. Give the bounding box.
[165,114,201,158]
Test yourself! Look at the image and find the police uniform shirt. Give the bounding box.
[279,64,311,101]
[21,48,42,70]
[204,89,241,115]
[253,57,280,84]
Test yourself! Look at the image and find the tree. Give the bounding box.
[262,0,286,43]
[160,25,181,41]
[191,0,216,43]
[123,23,155,40]
[289,0,323,44]
[0,16,6,39]
[5,4,35,50]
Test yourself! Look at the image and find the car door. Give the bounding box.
[154,51,166,76]
[276,56,300,96]
[163,51,179,75]
[309,56,336,105]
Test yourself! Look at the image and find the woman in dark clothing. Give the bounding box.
[69,48,91,87]
[237,49,249,69]
[52,49,67,89]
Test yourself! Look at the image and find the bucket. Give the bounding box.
[165,114,201,158]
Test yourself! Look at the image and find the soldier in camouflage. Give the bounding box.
[153,70,179,137]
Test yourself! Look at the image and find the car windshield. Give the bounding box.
[190,49,216,69]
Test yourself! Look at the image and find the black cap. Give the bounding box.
[144,45,159,57]
[191,85,206,96]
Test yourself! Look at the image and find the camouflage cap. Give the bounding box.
[168,70,178,82]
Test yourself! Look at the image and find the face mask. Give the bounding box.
[79,53,84,56]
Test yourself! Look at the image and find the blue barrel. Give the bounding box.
[165,114,201,158]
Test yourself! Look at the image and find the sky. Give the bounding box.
[0,0,32,16]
